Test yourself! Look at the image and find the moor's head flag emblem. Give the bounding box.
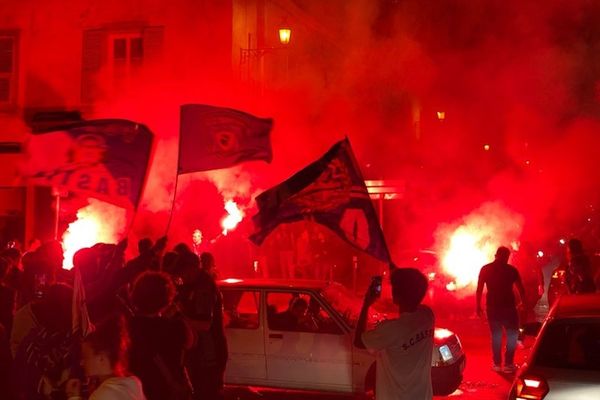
[178,104,273,173]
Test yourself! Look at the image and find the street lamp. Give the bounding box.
[278,27,291,45]
[240,25,292,87]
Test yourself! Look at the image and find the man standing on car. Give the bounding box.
[476,246,525,373]
[355,268,435,400]
[191,229,207,257]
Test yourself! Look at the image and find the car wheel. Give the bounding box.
[432,356,465,396]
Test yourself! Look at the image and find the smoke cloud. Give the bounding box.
[51,0,600,261]
[62,198,126,269]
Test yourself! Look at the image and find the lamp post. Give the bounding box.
[240,25,292,90]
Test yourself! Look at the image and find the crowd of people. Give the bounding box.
[0,232,597,400]
[0,237,227,400]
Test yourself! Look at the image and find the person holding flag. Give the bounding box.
[21,119,154,337]
[165,104,273,233]
[248,138,437,399]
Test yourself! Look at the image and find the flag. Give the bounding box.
[72,268,94,337]
[178,104,273,173]
[21,119,154,209]
[250,138,391,264]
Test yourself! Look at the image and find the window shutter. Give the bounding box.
[0,77,9,102]
[142,26,164,63]
[0,37,14,73]
[81,29,107,104]
[0,34,17,107]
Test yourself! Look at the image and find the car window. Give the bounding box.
[534,319,600,371]
[222,289,260,329]
[267,291,343,335]
[320,284,362,327]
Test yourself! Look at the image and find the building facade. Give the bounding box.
[0,0,339,245]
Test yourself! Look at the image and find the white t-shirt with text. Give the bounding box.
[362,304,435,400]
[90,376,146,400]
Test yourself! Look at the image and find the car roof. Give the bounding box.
[217,278,330,291]
[552,293,600,319]
[394,249,437,258]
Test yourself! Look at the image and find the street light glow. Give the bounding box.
[278,27,291,45]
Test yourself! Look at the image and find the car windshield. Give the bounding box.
[319,283,396,328]
[534,319,600,371]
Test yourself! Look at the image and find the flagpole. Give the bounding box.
[124,122,157,242]
[165,171,180,234]
[344,137,393,271]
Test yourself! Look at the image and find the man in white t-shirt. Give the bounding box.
[355,268,435,400]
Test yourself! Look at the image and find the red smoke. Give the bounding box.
[46,1,600,271]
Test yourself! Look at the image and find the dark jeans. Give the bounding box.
[186,346,226,400]
[185,330,228,400]
[487,307,519,366]
[188,364,225,400]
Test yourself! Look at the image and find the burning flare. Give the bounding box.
[62,199,126,269]
[221,200,244,236]
[435,202,523,291]
[440,227,494,290]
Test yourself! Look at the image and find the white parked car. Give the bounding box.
[508,293,600,400]
[219,279,465,396]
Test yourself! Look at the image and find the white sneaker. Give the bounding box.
[503,364,518,373]
[492,364,502,372]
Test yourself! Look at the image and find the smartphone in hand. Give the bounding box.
[371,275,383,297]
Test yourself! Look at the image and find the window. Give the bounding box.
[81,26,163,104]
[222,289,260,329]
[535,320,600,371]
[108,33,143,89]
[0,32,17,107]
[267,291,342,335]
[111,35,143,66]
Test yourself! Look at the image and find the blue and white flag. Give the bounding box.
[250,138,391,264]
[22,119,154,209]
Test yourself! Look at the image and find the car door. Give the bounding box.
[265,290,353,392]
[222,288,267,384]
